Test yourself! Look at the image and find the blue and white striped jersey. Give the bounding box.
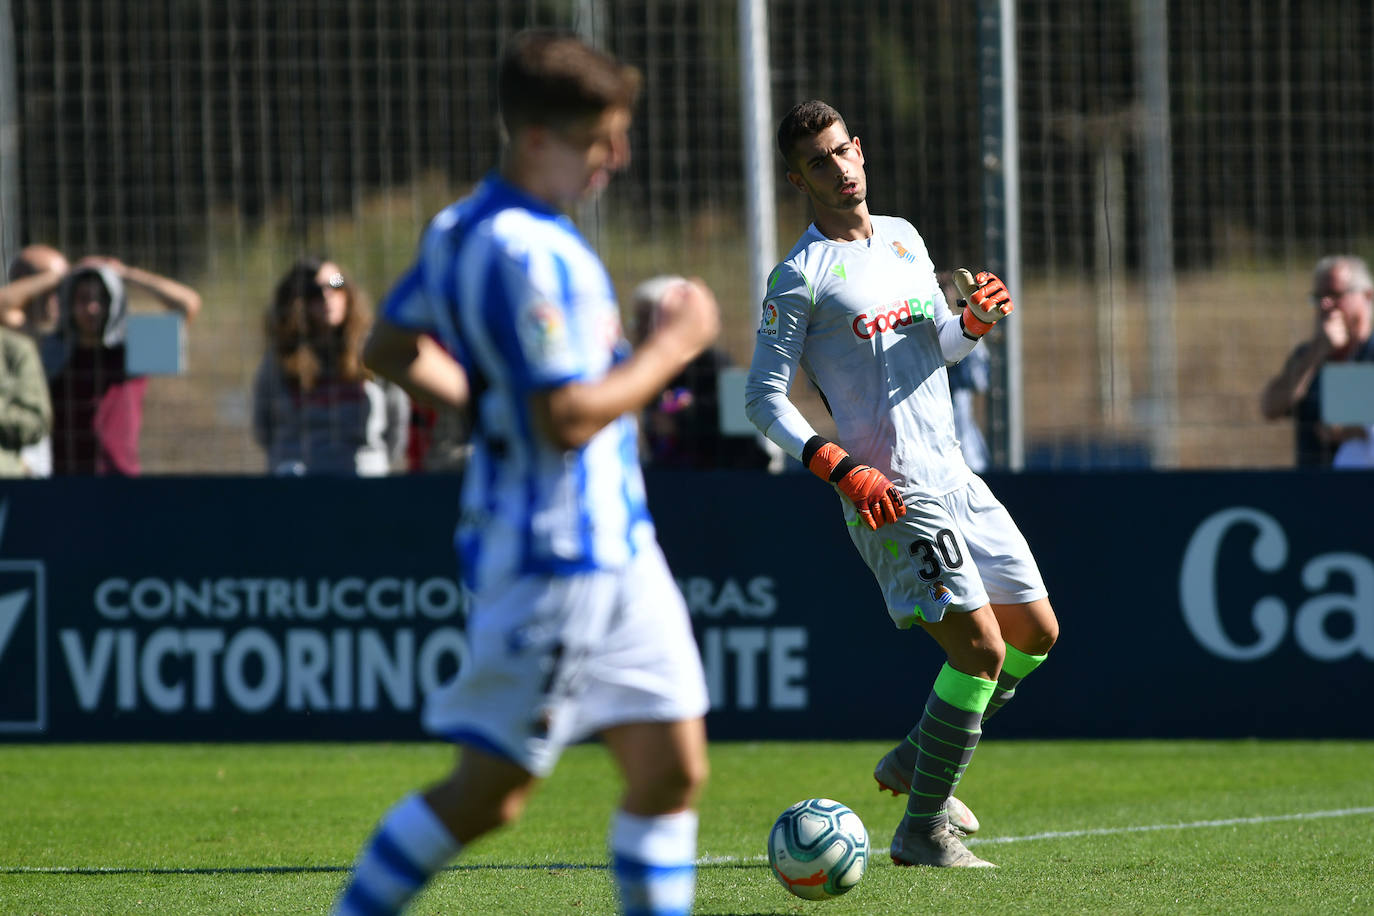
[381,174,653,590]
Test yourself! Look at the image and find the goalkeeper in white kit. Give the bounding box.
[745,100,1060,869]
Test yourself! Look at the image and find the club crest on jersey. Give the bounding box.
[927,579,954,607]
[760,301,779,336]
[852,296,935,339]
[891,241,917,263]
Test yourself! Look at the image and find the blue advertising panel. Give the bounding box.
[0,471,1370,742]
[657,471,1374,740]
[0,477,468,741]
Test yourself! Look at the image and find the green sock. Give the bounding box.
[981,645,1048,723]
[899,664,996,835]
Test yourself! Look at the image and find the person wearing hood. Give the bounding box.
[47,256,201,475]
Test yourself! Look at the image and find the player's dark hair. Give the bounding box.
[776,100,848,170]
[498,30,641,135]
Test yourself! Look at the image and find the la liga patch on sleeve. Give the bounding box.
[516,298,577,374]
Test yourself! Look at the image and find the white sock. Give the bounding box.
[332,793,461,915]
[609,809,698,916]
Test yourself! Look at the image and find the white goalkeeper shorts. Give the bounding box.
[422,542,708,778]
[846,474,1047,627]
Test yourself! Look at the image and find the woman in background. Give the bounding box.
[253,257,408,476]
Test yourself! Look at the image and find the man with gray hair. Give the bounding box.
[1261,254,1374,467]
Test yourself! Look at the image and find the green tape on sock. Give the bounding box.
[932,663,997,714]
[1002,644,1048,680]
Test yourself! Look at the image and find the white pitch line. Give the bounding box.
[966,806,1374,846]
[698,852,771,865]
[8,808,1373,873]
[699,806,1374,865]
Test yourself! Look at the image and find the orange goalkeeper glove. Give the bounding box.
[954,268,1014,338]
[802,436,906,531]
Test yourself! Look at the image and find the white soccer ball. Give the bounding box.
[767,798,869,900]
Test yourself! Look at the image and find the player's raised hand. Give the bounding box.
[954,268,1014,337]
[803,437,906,530]
[649,276,721,360]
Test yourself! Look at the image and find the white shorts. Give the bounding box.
[422,542,708,778]
[846,475,1047,627]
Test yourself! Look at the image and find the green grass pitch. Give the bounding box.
[2,740,1372,914]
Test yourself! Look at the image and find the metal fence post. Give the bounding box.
[978,0,1023,470]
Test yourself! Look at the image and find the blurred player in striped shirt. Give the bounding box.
[332,30,720,916]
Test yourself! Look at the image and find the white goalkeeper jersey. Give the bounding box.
[745,215,980,500]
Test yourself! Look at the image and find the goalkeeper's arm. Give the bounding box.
[745,324,905,531]
[744,279,904,531]
[801,436,906,531]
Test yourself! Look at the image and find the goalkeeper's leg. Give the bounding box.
[889,606,1001,868]
[877,598,1056,834]
[983,598,1058,722]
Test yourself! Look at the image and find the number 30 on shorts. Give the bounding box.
[908,529,964,581]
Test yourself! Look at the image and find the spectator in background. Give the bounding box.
[631,274,776,470]
[2,244,72,476]
[405,330,473,474]
[253,257,409,476]
[939,270,991,473]
[0,326,52,476]
[1261,254,1374,467]
[2,244,69,344]
[406,396,471,473]
[48,255,202,475]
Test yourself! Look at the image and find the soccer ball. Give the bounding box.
[767,798,869,900]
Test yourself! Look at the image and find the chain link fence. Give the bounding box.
[5,0,1371,472]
